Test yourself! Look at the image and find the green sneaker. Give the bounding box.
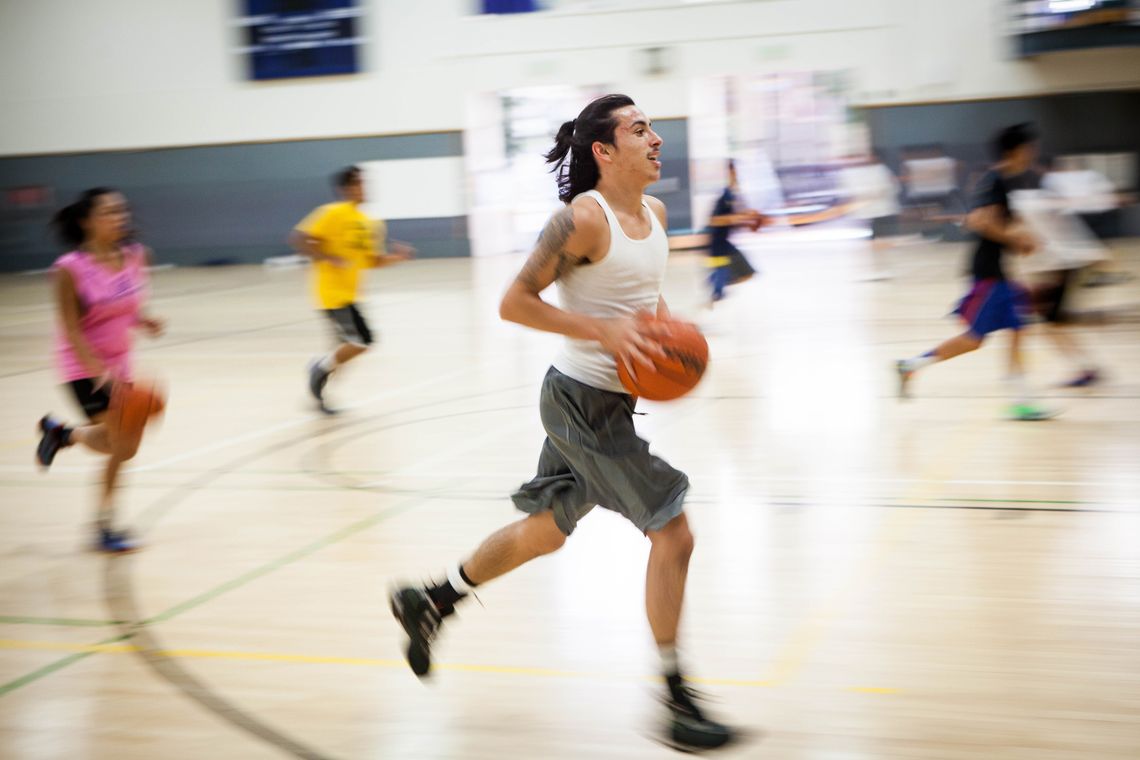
[1008,403,1059,421]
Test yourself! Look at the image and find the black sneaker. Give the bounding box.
[307,360,330,402]
[659,683,736,753]
[36,415,69,469]
[390,586,443,678]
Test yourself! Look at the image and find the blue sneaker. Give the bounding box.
[97,528,139,553]
[1062,370,1101,388]
[36,415,70,469]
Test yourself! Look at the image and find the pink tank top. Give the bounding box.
[53,244,148,382]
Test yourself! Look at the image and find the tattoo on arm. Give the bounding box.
[518,206,578,290]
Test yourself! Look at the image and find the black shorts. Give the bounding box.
[870,215,898,239]
[323,304,374,346]
[68,378,114,421]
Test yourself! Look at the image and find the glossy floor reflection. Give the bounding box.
[2,237,1139,759]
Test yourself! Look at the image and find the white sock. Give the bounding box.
[659,644,680,676]
[1007,373,1032,405]
[318,353,338,372]
[907,352,937,372]
[447,563,472,595]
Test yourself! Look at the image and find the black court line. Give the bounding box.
[765,500,1124,515]
[0,317,312,380]
[0,270,492,380]
[102,562,336,760]
[300,402,535,492]
[88,384,538,758]
[4,368,1125,753]
[700,392,1140,401]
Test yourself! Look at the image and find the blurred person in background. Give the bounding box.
[895,123,1057,420]
[289,166,414,414]
[838,151,902,280]
[706,160,765,304]
[1041,155,1133,287]
[901,144,963,238]
[1011,159,1108,387]
[35,188,166,553]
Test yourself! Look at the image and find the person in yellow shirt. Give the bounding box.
[289,166,414,412]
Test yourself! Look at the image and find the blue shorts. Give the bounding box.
[954,279,1028,338]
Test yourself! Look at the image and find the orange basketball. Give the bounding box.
[107,379,166,439]
[616,318,709,401]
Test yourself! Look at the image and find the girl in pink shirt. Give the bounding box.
[35,188,165,553]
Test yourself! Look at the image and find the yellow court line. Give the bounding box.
[0,638,895,694]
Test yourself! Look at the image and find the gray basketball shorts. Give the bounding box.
[511,366,689,536]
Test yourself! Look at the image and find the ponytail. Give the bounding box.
[50,187,117,248]
[544,119,576,168]
[544,94,634,203]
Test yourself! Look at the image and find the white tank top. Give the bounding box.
[552,189,669,393]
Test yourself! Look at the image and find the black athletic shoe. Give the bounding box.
[307,360,330,402]
[36,415,68,469]
[658,683,736,753]
[390,586,443,678]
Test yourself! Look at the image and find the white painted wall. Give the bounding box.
[2,0,1138,155]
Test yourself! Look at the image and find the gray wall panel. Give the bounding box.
[863,91,1140,174]
[0,133,467,271]
[646,118,692,233]
[863,91,1140,236]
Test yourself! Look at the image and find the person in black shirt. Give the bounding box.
[707,161,763,304]
[895,123,1056,420]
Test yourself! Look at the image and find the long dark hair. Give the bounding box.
[50,187,118,247]
[544,94,635,203]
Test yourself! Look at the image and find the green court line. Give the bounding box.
[144,497,425,626]
[0,633,132,697]
[0,616,122,628]
[0,491,433,698]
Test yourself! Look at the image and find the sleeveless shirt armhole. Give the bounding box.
[574,191,611,268]
[52,252,80,275]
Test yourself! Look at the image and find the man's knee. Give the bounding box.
[652,513,694,560]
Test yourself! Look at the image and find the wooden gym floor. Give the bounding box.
[1,235,1138,759]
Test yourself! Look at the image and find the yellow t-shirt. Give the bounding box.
[295,202,386,309]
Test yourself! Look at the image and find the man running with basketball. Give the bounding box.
[390,94,738,752]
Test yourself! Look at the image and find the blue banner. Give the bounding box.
[240,0,363,80]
